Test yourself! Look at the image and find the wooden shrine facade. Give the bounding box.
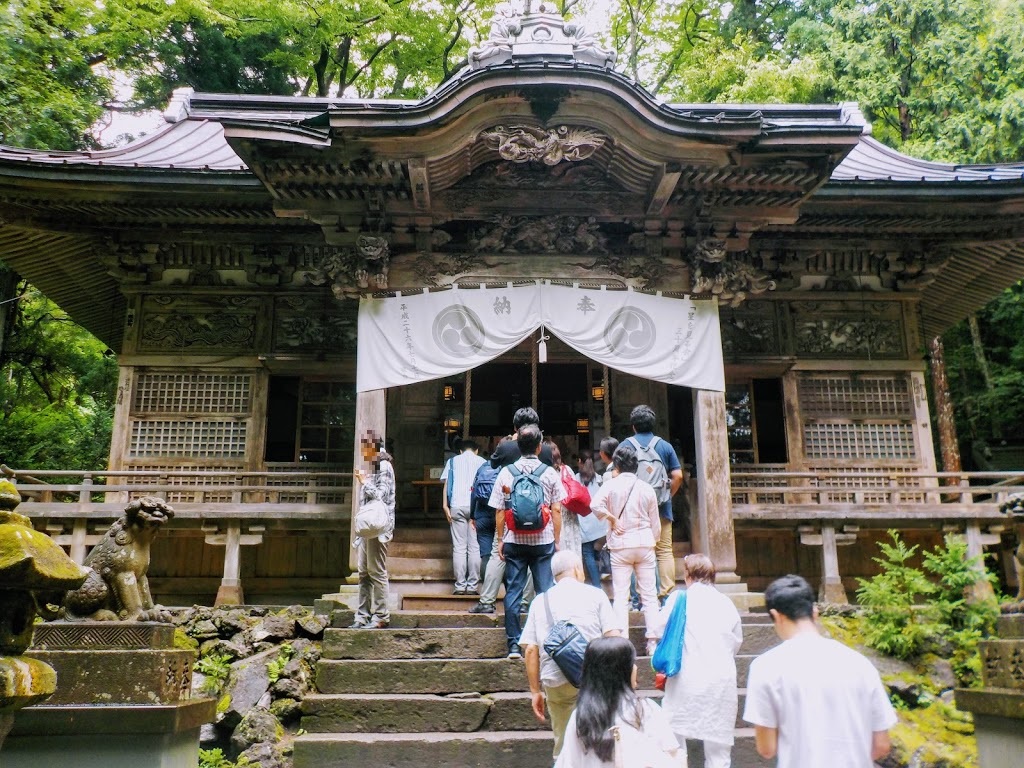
[2,7,1024,603]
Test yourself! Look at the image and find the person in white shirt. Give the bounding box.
[520,551,620,760]
[743,574,897,768]
[658,554,743,768]
[441,439,486,594]
[556,636,682,768]
[589,443,661,652]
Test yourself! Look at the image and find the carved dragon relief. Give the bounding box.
[686,239,778,307]
[479,125,606,166]
[397,218,677,289]
[304,235,391,297]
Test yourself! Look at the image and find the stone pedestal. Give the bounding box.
[3,622,216,768]
[955,614,1024,768]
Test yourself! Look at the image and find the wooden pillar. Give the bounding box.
[217,521,244,606]
[964,523,997,602]
[929,336,962,475]
[799,525,855,603]
[692,389,739,584]
[349,389,387,571]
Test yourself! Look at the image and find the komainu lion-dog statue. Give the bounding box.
[58,496,174,622]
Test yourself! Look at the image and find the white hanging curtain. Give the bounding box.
[356,283,724,393]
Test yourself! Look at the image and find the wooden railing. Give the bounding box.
[730,469,1023,523]
[1,465,353,518]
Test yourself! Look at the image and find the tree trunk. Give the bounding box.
[929,336,961,482]
[967,313,1000,437]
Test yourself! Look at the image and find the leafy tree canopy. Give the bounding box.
[0,276,118,470]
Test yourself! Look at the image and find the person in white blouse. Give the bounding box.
[589,443,661,653]
[658,554,743,768]
[556,636,682,768]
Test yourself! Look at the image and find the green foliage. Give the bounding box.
[0,1,111,149]
[195,654,233,694]
[0,280,118,470]
[199,748,249,768]
[942,281,1024,444]
[857,530,997,685]
[266,643,294,684]
[856,531,938,659]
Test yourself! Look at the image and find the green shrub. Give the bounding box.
[195,654,232,694]
[856,530,998,684]
[198,748,249,768]
[856,531,938,659]
[266,643,294,684]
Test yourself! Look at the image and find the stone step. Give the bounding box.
[292,729,771,768]
[323,624,777,660]
[401,592,482,611]
[302,690,753,734]
[316,655,756,694]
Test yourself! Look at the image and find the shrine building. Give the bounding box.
[2,6,1024,607]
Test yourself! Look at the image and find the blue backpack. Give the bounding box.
[472,462,500,510]
[505,464,551,533]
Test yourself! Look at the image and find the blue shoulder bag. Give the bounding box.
[651,590,687,678]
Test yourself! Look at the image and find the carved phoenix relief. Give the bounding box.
[480,125,606,166]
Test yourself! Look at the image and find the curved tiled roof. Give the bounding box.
[831,135,1024,183]
[0,119,247,171]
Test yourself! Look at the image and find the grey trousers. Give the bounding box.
[450,505,481,591]
[478,534,534,606]
[355,536,390,624]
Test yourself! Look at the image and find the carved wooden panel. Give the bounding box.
[790,301,906,359]
[272,295,358,354]
[720,302,783,357]
[139,295,258,352]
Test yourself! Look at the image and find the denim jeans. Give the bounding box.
[502,540,555,646]
[581,540,602,587]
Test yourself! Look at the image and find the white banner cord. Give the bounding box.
[356,283,725,393]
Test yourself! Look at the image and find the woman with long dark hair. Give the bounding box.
[555,636,681,768]
[549,440,582,556]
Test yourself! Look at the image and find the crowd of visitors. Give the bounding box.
[350,404,897,768]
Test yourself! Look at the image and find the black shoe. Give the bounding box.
[507,643,523,660]
[468,601,496,614]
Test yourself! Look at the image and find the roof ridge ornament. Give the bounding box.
[468,2,615,70]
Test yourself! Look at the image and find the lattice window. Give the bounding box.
[129,421,247,458]
[799,375,912,419]
[134,373,251,414]
[804,422,915,461]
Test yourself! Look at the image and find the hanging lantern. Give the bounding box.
[576,417,590,434]
[443,384,455,401]
[591,384,605,402]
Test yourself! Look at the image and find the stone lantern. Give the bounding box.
[0,479,87,747]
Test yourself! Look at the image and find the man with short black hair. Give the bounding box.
[626,404,683,600]
[468,407,552,614]
[520,551,619,760]
[488,423,565,658]
[743,575,897,768]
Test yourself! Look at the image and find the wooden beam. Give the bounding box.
[693,389,739,584]
[646,164,681,217]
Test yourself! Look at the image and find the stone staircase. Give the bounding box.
[293,608,778,768]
